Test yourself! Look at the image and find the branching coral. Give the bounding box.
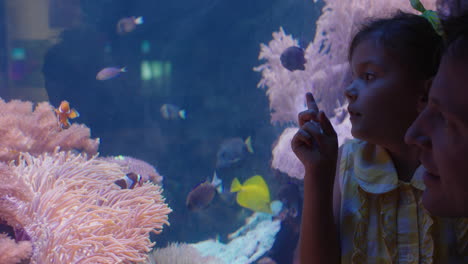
[0,99,99,162]
[3,150,171,264]
[255,0,436,179]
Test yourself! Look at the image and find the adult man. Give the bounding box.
[405,11,468,217]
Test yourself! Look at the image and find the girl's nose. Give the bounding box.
[344,83,358,102]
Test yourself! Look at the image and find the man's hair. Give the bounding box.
[348,11,443,80]
[442,10,468,63]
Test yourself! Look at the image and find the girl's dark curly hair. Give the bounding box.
[348,11,443,80]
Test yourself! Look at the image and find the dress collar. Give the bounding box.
[352,141,425,194]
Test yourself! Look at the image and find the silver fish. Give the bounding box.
[96,67,126,81]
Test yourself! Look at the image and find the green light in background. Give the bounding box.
[151,61,163,79]
[164,62,172,75]
[141,40,151,54]
[141,60,152,81]
[141,60,172,81]
[11,48,26,60]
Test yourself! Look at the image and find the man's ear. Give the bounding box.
[417,78,433,113]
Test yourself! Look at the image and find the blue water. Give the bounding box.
[0,0,323,263]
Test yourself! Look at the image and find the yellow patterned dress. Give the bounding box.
[338,140,468,264]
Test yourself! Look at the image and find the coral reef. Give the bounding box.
[0,98,171,263]
[0,99,99,163]
[192,212,281,264]
[255,0,436,179]
[146,243,224,264]
[4,151,171,263]
[0,233,32,264]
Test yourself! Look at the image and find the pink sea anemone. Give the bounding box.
[0,150,171,263]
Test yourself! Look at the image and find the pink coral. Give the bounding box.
[3,151,171,263]
[100,155,163,184]
[0,99,99,162]
[146,243,224,264]
[0,162,33,263]
[0,234,32,264]
[0,98,171,262]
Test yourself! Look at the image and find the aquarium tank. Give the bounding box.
[0,0,449,263]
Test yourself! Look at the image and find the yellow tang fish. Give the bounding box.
[230,175,271,213]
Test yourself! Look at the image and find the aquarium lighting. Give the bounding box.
[11,48,26,60]
[141,61,152,81]
[140,60,172,81]
[141,40,151,54]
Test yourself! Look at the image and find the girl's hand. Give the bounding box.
[291,93,339,172]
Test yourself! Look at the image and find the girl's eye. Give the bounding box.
[363,72,375,81]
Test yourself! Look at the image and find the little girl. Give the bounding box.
[292,12,468,263]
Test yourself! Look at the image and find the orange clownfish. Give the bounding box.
[55,100,79,129]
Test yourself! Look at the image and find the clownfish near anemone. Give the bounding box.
[55,100,79,129]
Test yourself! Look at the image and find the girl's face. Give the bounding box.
[345,37,426,146]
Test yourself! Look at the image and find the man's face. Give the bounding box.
[405,56,468,217]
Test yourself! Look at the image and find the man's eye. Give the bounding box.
[433,110,451,128]
[440,114,451,127]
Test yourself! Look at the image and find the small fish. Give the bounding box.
[114,172,143,189]
[55,100,79,129]
[160,104,186,120]
[116,16,144,35]
[230,175,271,213]
[216,136,254,169]
[280,46,307,71]
[96,67,126,81]
[186,172,223,211]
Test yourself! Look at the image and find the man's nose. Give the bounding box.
[405,117,432,150]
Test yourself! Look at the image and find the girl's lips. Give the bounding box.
[347,108,361,116]
[348,109,362,121]
[423,170,440,186]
